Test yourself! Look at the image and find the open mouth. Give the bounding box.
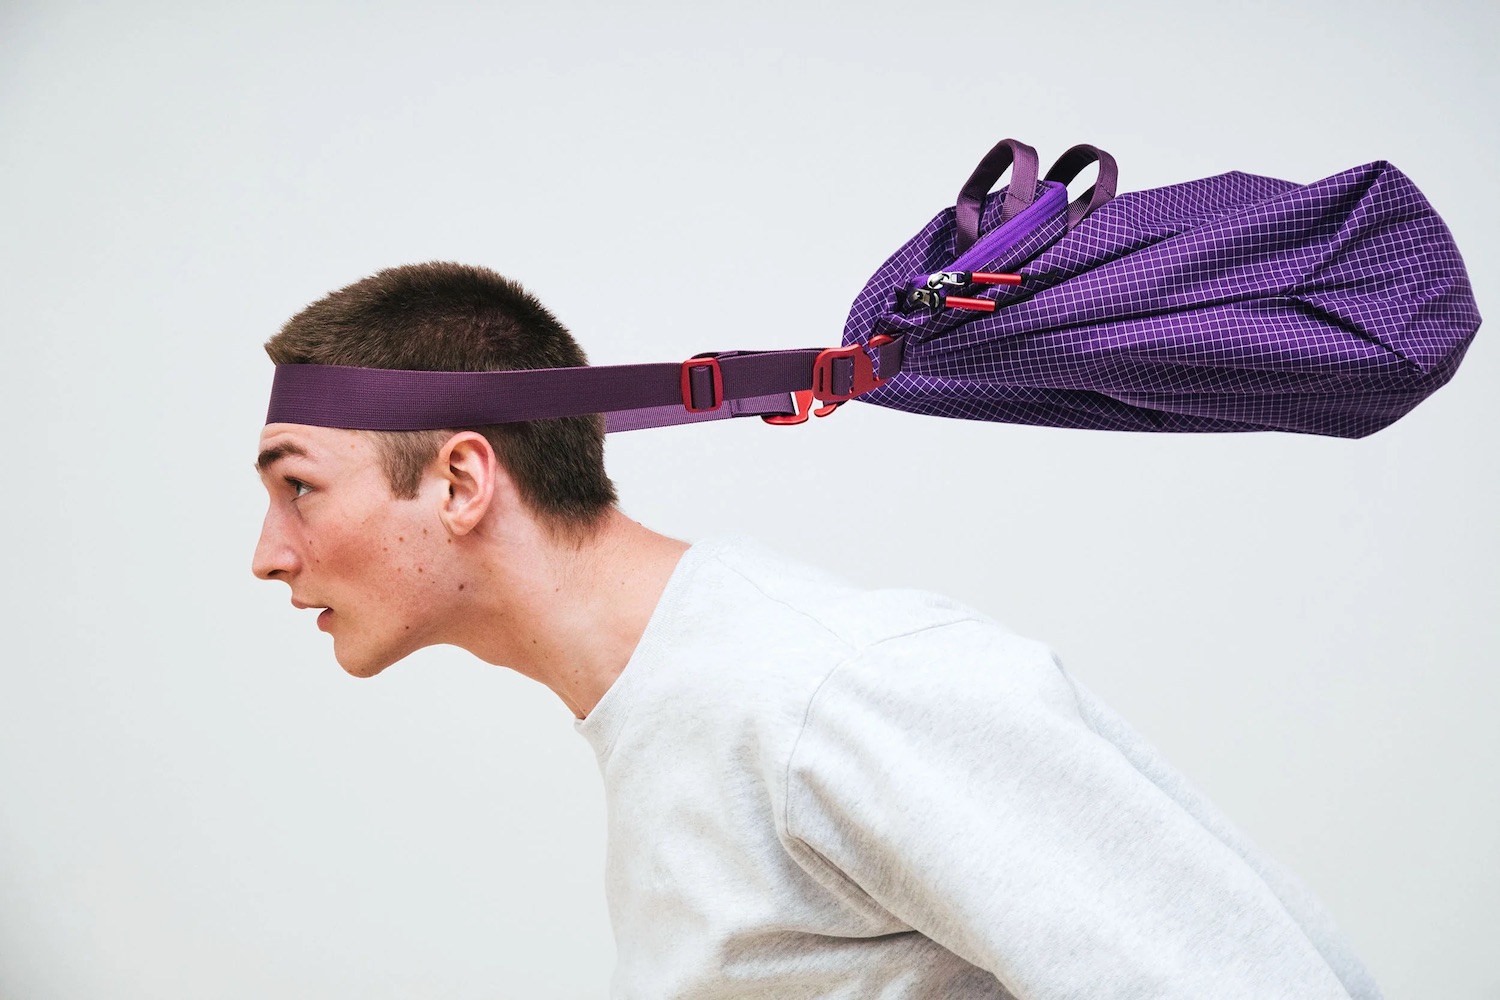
[291,598,334,630]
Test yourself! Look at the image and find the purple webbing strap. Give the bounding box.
[605,392,795,432]
[955,138,1040,256]
[265,337,907,432]
[1042,143,1118,232]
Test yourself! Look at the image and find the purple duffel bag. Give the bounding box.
[265,137,1480,438]
[842,138,1482,437]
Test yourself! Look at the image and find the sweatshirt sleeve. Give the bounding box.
[782,619,1376,1000]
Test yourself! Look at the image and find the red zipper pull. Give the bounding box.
[927,270,1023,288]
[905,287,996,312]
[969,272,1023,286]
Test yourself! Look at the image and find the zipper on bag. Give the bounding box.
[899,180,1069,314]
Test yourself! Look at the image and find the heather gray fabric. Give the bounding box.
[575,536,1381,1000]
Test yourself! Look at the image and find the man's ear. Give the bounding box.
[434,432,502,536]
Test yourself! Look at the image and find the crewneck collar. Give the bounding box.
[573,535,737,761]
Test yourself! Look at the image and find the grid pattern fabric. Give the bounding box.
[842,160,1481,436]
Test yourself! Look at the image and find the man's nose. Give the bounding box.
[252,508,300,581]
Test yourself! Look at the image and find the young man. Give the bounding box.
[254,262,1382,999]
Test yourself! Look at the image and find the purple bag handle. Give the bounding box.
[1043,143,1118,232]
[954,138,1040,256]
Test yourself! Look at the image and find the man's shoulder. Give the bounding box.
[623,532,1044,735]
[698,539,1073,730]
[693,534,995,654]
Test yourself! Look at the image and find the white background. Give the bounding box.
[2,2,1496,997]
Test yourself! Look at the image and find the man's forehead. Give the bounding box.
[261,422,313,443]
[257,423,368,472]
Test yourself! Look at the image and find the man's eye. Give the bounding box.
[287,478,313,499]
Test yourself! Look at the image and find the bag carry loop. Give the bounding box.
[954,138,1040,256]
[1043,143,1118,232]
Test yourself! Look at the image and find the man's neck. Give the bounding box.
[449,509,690,719]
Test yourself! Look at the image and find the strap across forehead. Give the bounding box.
[266,362,681,429]
[264,337,909,433]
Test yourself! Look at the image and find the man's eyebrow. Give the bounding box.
[256,442,309,476]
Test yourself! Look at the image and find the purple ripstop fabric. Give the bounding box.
[843,159,1481,437]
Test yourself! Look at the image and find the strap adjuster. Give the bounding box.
[811,335,894,404]
[680,355,724,413]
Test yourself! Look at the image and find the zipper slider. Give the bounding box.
[904,287,997,313]
[925,270,1024,289]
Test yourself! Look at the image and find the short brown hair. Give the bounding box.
[265,262,618,532]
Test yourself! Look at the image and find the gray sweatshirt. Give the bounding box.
[575,535,1380,999]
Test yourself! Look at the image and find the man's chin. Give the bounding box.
[330,639,404,679]
[337,658,390,679]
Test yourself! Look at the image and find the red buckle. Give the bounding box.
[764,336,895,426]
[680,355,724,413]
[761,390,843,426]
[811,335,893,404]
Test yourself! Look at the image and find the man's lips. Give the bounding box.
[291,598,335,631]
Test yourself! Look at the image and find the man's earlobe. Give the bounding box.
[436,432,497,536]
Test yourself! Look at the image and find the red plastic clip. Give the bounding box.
[680,355,724,413]
[763,337,895,426]
[762,389,846,425]
[762,390,815,425]
[812,335,894,404]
